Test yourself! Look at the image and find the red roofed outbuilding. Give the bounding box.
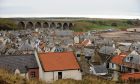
[35,51,82,83]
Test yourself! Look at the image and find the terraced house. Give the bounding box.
[109,50,140,81]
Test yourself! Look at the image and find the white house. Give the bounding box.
[127,28,140,32]
[35,51,82,83]
[74,36,80,44]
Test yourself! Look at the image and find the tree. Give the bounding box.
[126,20,133,25]
[111,22,117,26]
[134,19,140,26]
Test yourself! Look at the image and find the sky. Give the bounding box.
[0,0,140,19]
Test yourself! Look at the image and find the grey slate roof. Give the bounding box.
[0,54,38,73]
[118,45,130,52]
[99,46,115,55]
[94,39,114,46]
[0,43,5,51]
[130,43,140,53]
[5,48,16,55]
[124,54,140,64]
[118,43,140,53]
[19,40,34,51]
[93,64,108,73]
[55,30,73,36]
[83,48,95,57]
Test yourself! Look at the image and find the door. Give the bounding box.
[58,72,62,79]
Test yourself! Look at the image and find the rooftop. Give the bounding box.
[111,53,127,65]
[39,52,80,72]
[121,72,140,80]
[0,54,38,73]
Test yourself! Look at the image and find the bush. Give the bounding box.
[53,75,116,84]
[111,23,117,26]
[0,69,46,84]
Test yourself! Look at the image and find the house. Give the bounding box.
[74,36,80,44]
[75,49,82,61]
[0,54,39,79]
[55,30,73,37]
[109,51,140,81]
[18,40,34,54]
[35,51,82,83]
[0,43,5,55]
[5,48,16,55]
[90,64,108,76]
[109,53,128,81]
[99,46,116,63]
[94,39,114,47]
[99,46,115,56]
[83,48,95,60]
[81,39,92,46]
[127,28,140,32]
[50,44,64,52]
[74,32,85,43]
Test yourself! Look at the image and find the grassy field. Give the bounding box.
[73,19,140,32]
[53,75,115,84]
[0,69,115,84]
[1,69,140,84]
[0,69,46,84]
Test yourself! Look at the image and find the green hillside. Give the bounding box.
[0,19,17,30]
[73,19,140,32]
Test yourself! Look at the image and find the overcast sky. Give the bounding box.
[0,0,140,19]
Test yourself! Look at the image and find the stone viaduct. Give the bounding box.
[16,19,75,30]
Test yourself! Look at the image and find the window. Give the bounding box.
[30,71,36,78]
[77,54,80,57]
[126,57,130,62]
[130,57,133,62]
[121,66,125,72]
[58,72,62,79]
[112,63,115,68]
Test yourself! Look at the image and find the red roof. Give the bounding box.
[111,53,140,69]
[39,52,80,72]
[111,53,127,65]
[121,72,140,80]
[81,39,92,46]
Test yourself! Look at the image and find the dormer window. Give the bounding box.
[126,57,133,62]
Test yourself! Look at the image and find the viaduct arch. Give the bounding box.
[17,21,74,30]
